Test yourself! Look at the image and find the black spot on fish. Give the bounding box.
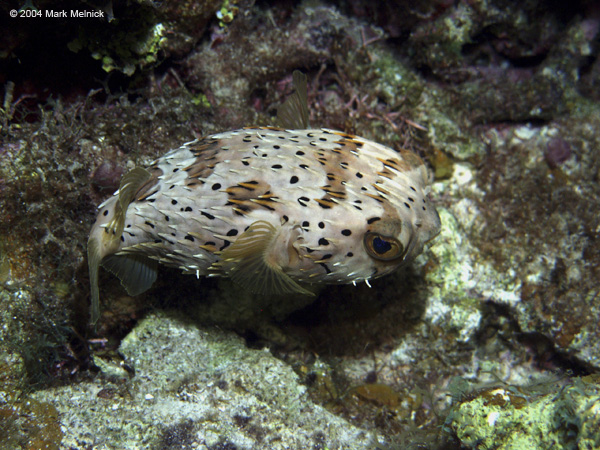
[408,197,414,202]
[127,224,132,228]
[318,238,329,246]
[410,186,417,192]
[103,210,109,216]
[170,185,175,189]
[318,222,325,229]
[298,196,309,207]
[185,206,193,212]
[290,176,299,184]
[319,263,332,274]
[319,137,327,141]
[302,221,309,227]
[126,231,136,237]
[282,215,289,223]
[145,221,155,229]
[220,240,231,251]
[201,211,215,220]
[356,172,363,178]
[242,160,250,166]
[274,145,280,150]
[296,150,305,156]
[299,164,309,169]
[173,168,179,172]
[423,206,427,211]
[322,254,332,260]
[227,229,238,237]
[120,236,125,242]
[154,239,162,243]
[243,136,252,142]
[404,202,411,209]
[171,199,178,205]
[184,235,194,241]
[165,216,170,222]
[272,164,282,169]
[353,205,362,210]
[278,135,286,140]
[346,252,353,257]
[212,183,221,190]
[341,229,351,236]
[367,217,381,224]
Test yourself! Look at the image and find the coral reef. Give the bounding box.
[446,375,600,449]
[31,312,373,449]
[1,0,600,448]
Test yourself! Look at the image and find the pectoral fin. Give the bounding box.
[219,220,313,296]
[106,167,152,238]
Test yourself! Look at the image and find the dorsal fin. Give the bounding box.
[220,220,314,296]
[276,70,310,130]
[106,167,152,238]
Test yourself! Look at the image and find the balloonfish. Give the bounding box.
[88,72,441,323]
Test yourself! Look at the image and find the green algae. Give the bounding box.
[69,14,167,76]
[425,206,521,342]
[447,376,600,449]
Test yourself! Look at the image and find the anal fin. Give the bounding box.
[101,254,158,296]
[220,220,313,297]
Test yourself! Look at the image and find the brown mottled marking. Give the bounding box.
[314,198,337,209]
[311,140,364,208]
[372,183,391,196]
[376,169,395,180]
[184,138,223,186]
[331,131,356,139]
[225,180,277,212]
[376,157,412,173]
[363,193,385,203]
[187,138,221,156]
[320,188,346,199]
[135,165,163,201]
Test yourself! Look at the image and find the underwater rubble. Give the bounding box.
[1,0,600,448]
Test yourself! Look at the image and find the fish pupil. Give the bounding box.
[373,237,392,254]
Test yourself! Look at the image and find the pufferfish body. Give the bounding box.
[88,72,441,323]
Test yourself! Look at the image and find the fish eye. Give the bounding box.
[364,232,404,261]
